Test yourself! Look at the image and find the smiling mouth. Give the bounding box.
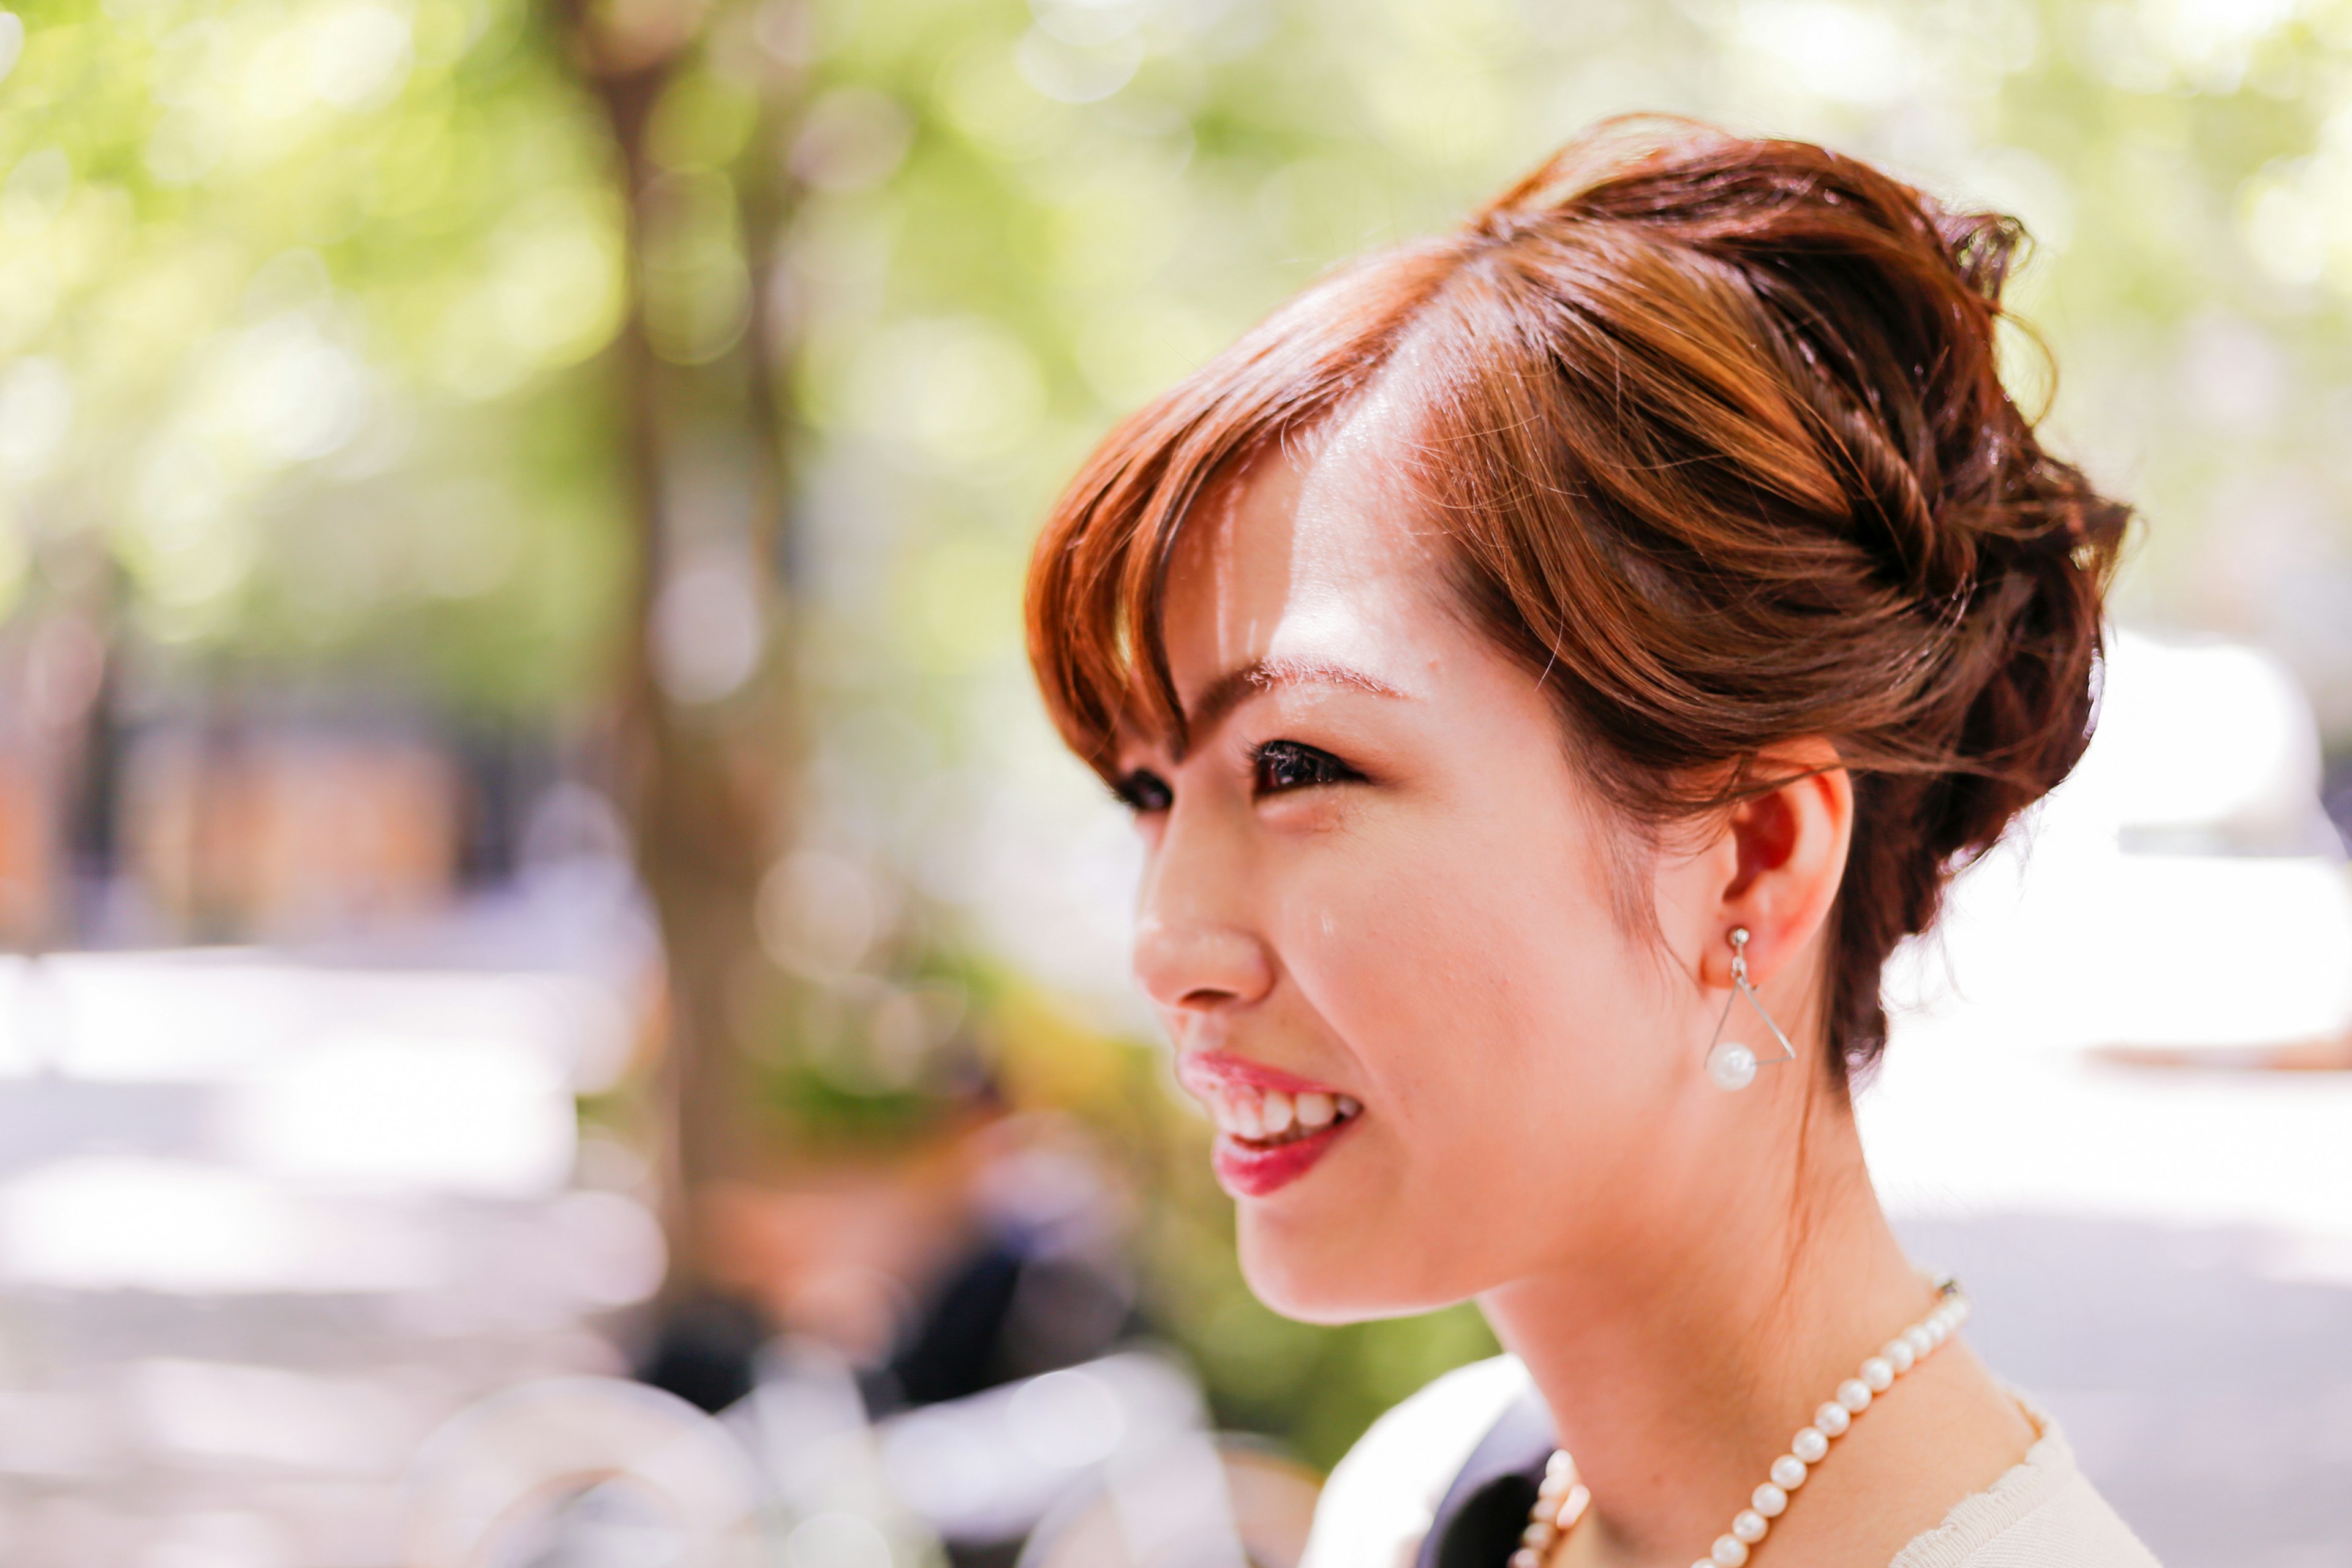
[1176,1055,1367,1197]
[1202,1081,1364,1148]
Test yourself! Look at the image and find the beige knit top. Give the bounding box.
[1298,1356,2162,1568]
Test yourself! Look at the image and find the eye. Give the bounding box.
[1114,768,1172,813]
[1253,740,1364,796]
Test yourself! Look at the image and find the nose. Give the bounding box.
[1131,805,1275,1016]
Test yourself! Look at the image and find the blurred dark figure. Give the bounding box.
[637,1104,1139,1421]
[637,1292,772,1415]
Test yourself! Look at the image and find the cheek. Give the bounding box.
[1272,807,1667,1162]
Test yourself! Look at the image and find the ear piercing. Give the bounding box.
[1703,927,1798,1091]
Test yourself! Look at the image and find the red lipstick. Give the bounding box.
[1210,1122,1352,1197]
[1177,1051,1362,1200]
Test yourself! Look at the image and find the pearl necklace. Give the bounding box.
[1512,1280,1971,1568]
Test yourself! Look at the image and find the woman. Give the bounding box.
[1023,120,2156,1568]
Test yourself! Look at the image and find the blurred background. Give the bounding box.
[1,0,2351,1563]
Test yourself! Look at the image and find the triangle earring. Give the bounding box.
[1703,927,1798,1091]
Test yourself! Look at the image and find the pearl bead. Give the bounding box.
[1513,1289,1971,1568]
[1706,1040,1758,1091]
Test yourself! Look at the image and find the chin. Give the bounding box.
[1235,1208,1463,1325]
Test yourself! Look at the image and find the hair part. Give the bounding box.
[1025,117,2130,1079]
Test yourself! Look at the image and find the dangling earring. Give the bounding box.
[1704,927,1798,1091]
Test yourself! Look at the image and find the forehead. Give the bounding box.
[1163,385,1448,688]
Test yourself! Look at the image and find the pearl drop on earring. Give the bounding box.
[1705,1040,1758,1091]
[1702,927,1795,1093]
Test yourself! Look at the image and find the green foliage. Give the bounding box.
[18,2,2352,717]
[0,0,625,707]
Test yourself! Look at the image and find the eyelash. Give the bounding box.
[1112,741,1366,816]
[1114,769,1172,813]
[1252,739,1365,796]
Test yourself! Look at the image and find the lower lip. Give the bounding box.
[1211,1119,1354,1198]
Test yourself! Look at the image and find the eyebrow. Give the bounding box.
[1175,656,1408,759]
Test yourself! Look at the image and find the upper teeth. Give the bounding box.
[1207,1083,1360,1140]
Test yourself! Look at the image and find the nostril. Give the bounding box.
[1179,986,1238,1009]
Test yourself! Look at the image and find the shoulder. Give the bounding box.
[1891,1411,2162,1568]
[1298,1354,1536,1568]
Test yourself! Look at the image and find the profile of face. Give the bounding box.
[1121,388,1766,1324]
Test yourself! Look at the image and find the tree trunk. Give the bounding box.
[554,0,803,1295]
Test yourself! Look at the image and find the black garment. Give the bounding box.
[1417,1389,1557,1568]
[864,1232,1140,1415]
[636,1294,772,1415]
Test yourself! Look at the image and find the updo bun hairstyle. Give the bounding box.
[1026,118,2131,1079]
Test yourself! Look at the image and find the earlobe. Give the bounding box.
[1712,744,1853,989]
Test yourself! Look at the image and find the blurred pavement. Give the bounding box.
[1896,1210,2352,1567]
[0,867,665,1566]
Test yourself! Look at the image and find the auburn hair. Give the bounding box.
[1024,119,2130,1077]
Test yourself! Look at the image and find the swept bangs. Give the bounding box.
[1022,243,1464,780]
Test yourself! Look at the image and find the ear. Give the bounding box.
[1695,740,1853,991]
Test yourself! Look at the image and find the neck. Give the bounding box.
[1479,1080,1929,1568]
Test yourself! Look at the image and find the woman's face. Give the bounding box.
[1118,391,1736,1322]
